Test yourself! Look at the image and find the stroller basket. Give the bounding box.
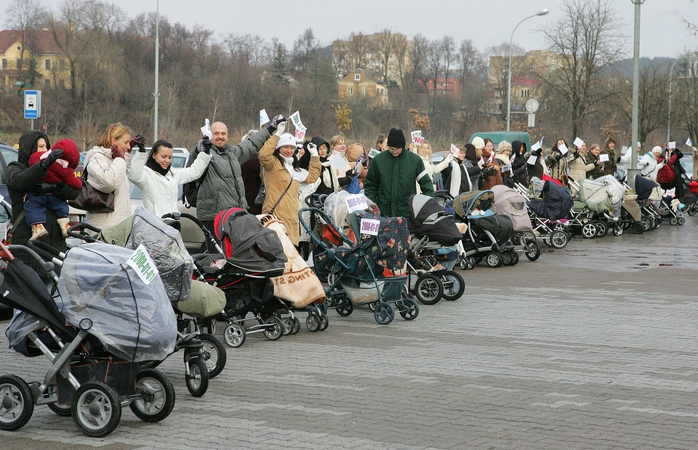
[342,276,407,304]
[56,358,137,404]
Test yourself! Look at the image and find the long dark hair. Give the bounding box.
[146,139,172,175]
[273,147,301,171]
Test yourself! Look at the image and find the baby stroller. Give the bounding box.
[301,207,418,325]
[66,207,227,394]
[173,208,292,348]
[0,241,176,437]
[633,175,665,230]
[490,185,540,262]
[686,180,698,216]
[452,190,516,268]
[522,180,572,249]
[571,177,622,238]
[406,194,466,305]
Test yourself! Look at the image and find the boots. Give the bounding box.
[57,217,70,238]
[30,223,49,241]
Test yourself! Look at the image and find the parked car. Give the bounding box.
[469,131,533,151]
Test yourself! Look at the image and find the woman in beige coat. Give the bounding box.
[259,132,321,246]
[568,141,596,193]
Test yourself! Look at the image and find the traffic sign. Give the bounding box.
[24,90,41,119]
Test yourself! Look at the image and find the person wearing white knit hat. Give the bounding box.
[637,145,664,181]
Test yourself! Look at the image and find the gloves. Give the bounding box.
[40,149,65,170]
[355,162,365,175]
[129,134,146,152]
[274,120,287,137]
[111,145,124,160]
[31,182,58,195]
[307,142,318,157]
[201,137,213,154]
[266,114,287,134]
[533,148,542,156]
[616,156,621,163]
[554,153,563,161]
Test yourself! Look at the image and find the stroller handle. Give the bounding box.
[4,243,57,276]
[67,222,101,242]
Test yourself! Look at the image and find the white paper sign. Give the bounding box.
[413,136,425,146]
[126,244,158,285]
[411,130,421,143]
[329,155,350,173]
[345,194,368,213]
[359,218,381,236]
[527,155,538,165]
[573,137,584,148]
[369,147,381,158]
[669,141,676,149]
[531,141,542,151]
[558,143,569,155]
[259,109,270,127]
[290,111,303,128]
[599,154,609,162]
[450,144,460,157]
[687,137,692,147]
[200,118,211,139]
[621,146,629,155]
[295,125,307,141]
[478,157,485,167]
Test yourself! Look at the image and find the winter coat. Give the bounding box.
[495,153,512,185]
[600,138,617,177]
[128,149,212,218]
[509,140,528,186]
[83,146,133,229]
[417,153,451,193]
[259,135,321,246]
[480,162,503,190]
[365,148,434,218]
[191,128,270,221]
[568,152,595,183]
[316,157,351,195]
[545,149,573,186]
[656,154,678,184]
[6,130,80,251]
[638,152,663,180]
[525,151,546,181]
[28,150,81,189]
[586,153,604,179]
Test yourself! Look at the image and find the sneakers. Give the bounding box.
[57,217,70,238]
[30,223,49,241]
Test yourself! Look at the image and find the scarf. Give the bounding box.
[146,156,170,176]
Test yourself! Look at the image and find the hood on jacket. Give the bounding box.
[18,130,51,165]
[511,140,524,156]
[603,137,616,152]
[51,138,81,168]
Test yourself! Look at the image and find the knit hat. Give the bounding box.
[276,133,297,149]
[497,140,512,154]
[387,128,406,149]
[651,145,662,154]
[472,136,485,150]
[51,138,80,168]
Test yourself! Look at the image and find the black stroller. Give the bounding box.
[0,241,176,437]
[525,180,573,249]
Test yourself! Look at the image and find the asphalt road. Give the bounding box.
[1,216,697,449]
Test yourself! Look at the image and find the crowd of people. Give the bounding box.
[5,120,696,264]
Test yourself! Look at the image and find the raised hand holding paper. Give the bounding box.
[531,141,542,151]
[687,137,692,147]
[621,146,628,155]
[573,137,584,148]
[200,118,211,139]
[450,144,460,157]
[669,141,676,149]
[259,109,270,127]
[599,154,609,162]
[558,143,569,155]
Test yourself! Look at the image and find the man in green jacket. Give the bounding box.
[364,128,434,217]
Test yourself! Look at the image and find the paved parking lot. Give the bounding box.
[1,218,697,449]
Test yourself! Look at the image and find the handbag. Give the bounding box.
[346,158,364,195]
[68,164,115,213]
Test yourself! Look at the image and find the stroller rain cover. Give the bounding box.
[490,185,532,232]
[57,242,177,362]
[527,180,573,220]
[408,194,463,246]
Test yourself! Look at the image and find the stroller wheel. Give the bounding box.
[130,368,175,422]
[678,216,685,225]
[0,375,34,431]
[185,358,209,398]
[670,217,678,226]
[413,273,443,305]
[306,313,321,332]
[524,241,540,261]
[510,250,520,266]
[613,225,624,236]
[336,295,354,316]
[196,334,227,379]
[281,317,294,335]
[550,230,569,249]
[642,216,653,231]
[467,257,476,270]
[318,314,329,331]
[440,271,465,301]
[485,252,503,268]
[501,251,513,266]
[594,221,608,237]
[46,384,72,416]
[398,298,419,321]
[291,317,301,334]
[458,255,468,270]
[632,222,645,234]
[223,323,246,348]
[688,208,697,217]
[581,222,597,239]
[373,303,395,325]
[263,317,284,340]
[72,381,122,437]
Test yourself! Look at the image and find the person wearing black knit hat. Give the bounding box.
[364,128,434,217]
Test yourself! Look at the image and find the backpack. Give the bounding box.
[181,149,208,208]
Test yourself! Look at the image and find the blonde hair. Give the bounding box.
[589,144,601,153]
[329,135,346,149]
[419,140,433,158]
[97,123,131,148]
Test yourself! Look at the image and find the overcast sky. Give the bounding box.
[1,0,696,58]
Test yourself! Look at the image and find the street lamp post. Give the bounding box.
[628,0,645,190]
[153,0,160,142]
[667,57,681,144]
[506,8,549,132]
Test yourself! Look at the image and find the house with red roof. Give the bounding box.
[0,29,71,91]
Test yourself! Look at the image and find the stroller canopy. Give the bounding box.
[452,190,495,219]
[635,174,661,201]
[490,185,532,232]
[408,194,463,246]
[527,180,573,220]
[57,243,177,362]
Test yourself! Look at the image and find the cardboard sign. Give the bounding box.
[369,147,381,158]
[126,244,158,285]
[200,118,211,139]
[573,137,584,148]
[345,194,368,213]
[527,155,538,165]
[599,154,609,162]
[558,143,569,155]
[259,109,270,127]
[290,111,303,129]
[359,218,380,236]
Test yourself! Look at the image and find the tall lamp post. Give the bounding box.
[667,57,682,144]
[506,8,549,132]
[628,0,645,190]
[153,0,160,142]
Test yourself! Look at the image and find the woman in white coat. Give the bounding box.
[638,146,664,181]
[129,139,212,218]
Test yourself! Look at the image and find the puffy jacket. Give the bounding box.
[83,147,133,229]
[364,148,433,218]
[656,154,678,184]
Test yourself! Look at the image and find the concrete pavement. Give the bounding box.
[1,217,697,449]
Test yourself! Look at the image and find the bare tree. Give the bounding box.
[291,28,320,79]
[539,0,626,138]
[225,34,269,67]
[372,29,394,83]
[674,52,698,148]
[347,32,370,70]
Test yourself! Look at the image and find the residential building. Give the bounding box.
[337,68,388,106]
[0,29,71,91]
[332,32,411,87]
[421,77,462,97]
